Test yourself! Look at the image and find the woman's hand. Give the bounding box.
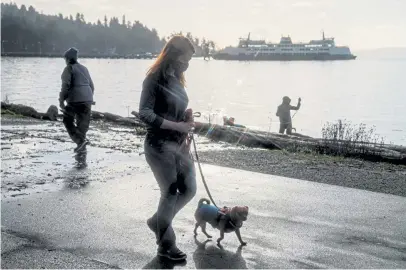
[160,119,195,133]
[175,121,195,133]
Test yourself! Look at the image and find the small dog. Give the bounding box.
[194,198,249,246]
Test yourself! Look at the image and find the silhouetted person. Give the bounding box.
[276,96,301,135]
[59,47,95,153]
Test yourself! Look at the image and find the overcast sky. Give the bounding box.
[7,0,406,50]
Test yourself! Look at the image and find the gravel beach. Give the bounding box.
[198,148,406,197]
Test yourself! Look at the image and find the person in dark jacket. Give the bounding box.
[139,35,196,261]
[276,96,301,135]
[59,47,94,153]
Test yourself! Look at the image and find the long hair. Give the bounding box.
[147,35,195,86]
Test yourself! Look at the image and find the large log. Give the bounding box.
[3,104,404,164]
[131,111,140,119]
[194,121,406,164]
[1,103,146,128]
[91,110,145,127]
[1,102,43,119]
[194,122,283,150]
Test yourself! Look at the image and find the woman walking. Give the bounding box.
[139,35,196,261]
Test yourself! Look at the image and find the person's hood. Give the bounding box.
[63,47,79,61]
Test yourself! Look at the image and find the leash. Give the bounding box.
[190,133,219,209]
[184,110,219,209]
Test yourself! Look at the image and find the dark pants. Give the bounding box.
[279,122,293,135]
[63,103,91,145]
[144,137,197,249]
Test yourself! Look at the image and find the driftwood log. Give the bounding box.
[194,122,283,150]
[131,111,140,119]
[2,103,405,164]
[1,102,43,119]
[1,102,145,128]
[91,110,145,127]
[194,122,406,164]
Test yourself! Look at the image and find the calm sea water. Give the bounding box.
[1,56,406,145]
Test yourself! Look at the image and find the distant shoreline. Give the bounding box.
[1,52,208,60]
[1,52,157,60]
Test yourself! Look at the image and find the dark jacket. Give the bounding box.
[276,102,301,124]
[59,63,94,104]
[139,73,189,142]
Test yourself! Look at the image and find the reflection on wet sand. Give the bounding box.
[142,255,187,269]
[64,151,90,189]
[193,236,247,269]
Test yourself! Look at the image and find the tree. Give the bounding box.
[28,5,35,13]
[20,4,27,13]
[208,41,216,50]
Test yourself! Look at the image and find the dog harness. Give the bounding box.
[199,204,242,230]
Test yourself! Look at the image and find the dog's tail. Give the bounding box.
[198,198,210,207]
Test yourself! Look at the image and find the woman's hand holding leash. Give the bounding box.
[179,108,195,153]
[176,121,195,134]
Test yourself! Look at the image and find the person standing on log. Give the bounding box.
[276,96,301,135]
[138,35,196,261]
[59,47,95,153]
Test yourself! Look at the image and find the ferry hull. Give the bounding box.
[213,53,357,61]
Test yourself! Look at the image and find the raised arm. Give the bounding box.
[290,98,301,110]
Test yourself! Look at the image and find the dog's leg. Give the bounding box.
[194,222,201,236]
[200,222,212,238]
[235,228,247,246]
[217,228,225,246]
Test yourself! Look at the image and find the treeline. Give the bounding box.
[1,3,217,57]
[1,2,164,55]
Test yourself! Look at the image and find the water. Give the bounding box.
[2,56,406,145]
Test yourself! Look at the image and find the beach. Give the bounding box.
[2,114,406,269]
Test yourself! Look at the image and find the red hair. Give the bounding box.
[147,35,195,86]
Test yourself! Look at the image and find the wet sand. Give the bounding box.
[1,115,405,198]
[2,161,406,269]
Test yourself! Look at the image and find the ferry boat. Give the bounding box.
[213,32,356,61]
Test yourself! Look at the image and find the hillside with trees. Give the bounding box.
[1,3,217,57]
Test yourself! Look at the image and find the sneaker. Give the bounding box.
[74,139,90,153]
[157,246,187,261]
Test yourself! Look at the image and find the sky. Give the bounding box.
[6,0,406,50]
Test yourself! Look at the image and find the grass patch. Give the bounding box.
[1,109,24,118]
[316,119,386,158]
